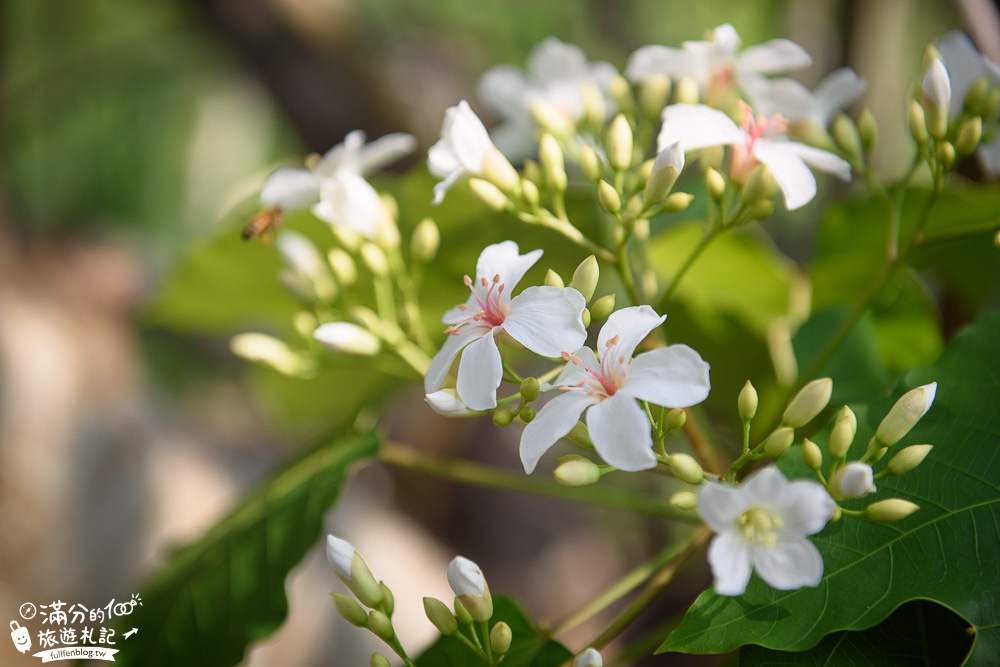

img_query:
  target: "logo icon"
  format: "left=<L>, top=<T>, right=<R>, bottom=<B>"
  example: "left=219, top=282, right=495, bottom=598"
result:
left=10, top=621, right=31, bottom=654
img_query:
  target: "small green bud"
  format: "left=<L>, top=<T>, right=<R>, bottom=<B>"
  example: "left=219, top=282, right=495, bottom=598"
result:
left=666, top=408, right=687, bottom=430
left=294, top=311, right=318, bottom=340
left=231, top=333, right=311, bottom=377
left=856, top=107, right=877, bottom=152
left=493, top=408, right=514, bottom=427
left=740, top=164, right=777, bottom=204
left=360, top=243, right=389, bottom=277
left=368, top=609, right=394, bottom=642
left=531, top=100, right=575, bottom=136
left=922, top=44, right=942, bottom=72
left=749, top=199, right=776, bottom=220
left=936, top=141, right=956, bottom=168
left=607, top=114, right=634, bottom=170
left=516, top=179, right=538, bottom=209
left=570, top=255, right=600, bottom=302
left=669, top=490, right=698, bottom=511
left=876, top=383, right=936, bottom=446
left=350, top=552, right=384, bottom=608
left=789, top=120, right=836, bottom=151
left=379, top=582, right=394, bottom=617
left=738, top=380, right=758, bottom=421
left=590, top=294, right=616, bottom=321
left=597, top=179, right=622, bottom=214
left=802, top=438, right=823, bottom=470
left=423, top=597, right=458, bottom=635
left=410, top=218, right=440, bottom=263
left=636, top=159, right=654, bottom=189
left=865, top=498, right=920, bottom=522
left=522, top=159, right=543, bottom=184
left=831, top=113, right=863, bottom=160
left=520, top=406, right=536, bottom=423
left=370, top=654, right=391, bottom=667
left=782, top=378, right=833, bottom=428
left=581, top=82, right=606, bottom=129
left=454, top=598, right=473, bottom=625
left=762, top=427, right=795, bottom=458
left=579, top=145, right=603, bottom=181
left=327, top=248, right=358, bottom=286
left=544, top=269, right=564, bottom=288
left=705, top=167, right=726, bottom=201
left=517, top=377, right=540, bottom=404
left=469, top=178, right=509, bottom=211
left=540, top=133, right=567, bottom=190
left=482, top=149, right=520, bottom=194
left=954, top=117, right=983, bottom=154
left=872, top=446, right=888, bottom=462
left=674, top=76, right=700, bottom=105
left=554, top=458, right=602, bottom=486
left=985, top=88, right=1000, bottom=119
left=965, top=77, right=990, bottom=114
left=828, top=406, right=857, bottom=459
left=608, top=75, right=635, bottom=116
left=663, top=192, right=694, bottom=212
left=640, top=74, right=672, bottom=119
left=330, top=593, right=368, bottom=627
left=909, top=100, right=929, bottom=144
left=581, top=307, right=592, bottom=328
left=490, top=622, right=513, bottom=655
left=886, top=444, right=933, bottom=476
left=670, top=453, right=704, bottom=485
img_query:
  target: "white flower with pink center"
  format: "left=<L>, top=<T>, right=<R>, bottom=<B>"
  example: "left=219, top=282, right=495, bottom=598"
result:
left=519, top=305, right=710, bottom=474
left=658, top=102, right=852, bottom=210
left=424, top=241, right=587, bottom=411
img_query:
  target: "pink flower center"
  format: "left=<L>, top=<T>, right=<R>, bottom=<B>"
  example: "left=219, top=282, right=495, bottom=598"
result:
left=729, top=101, right=789, bottom=183
left=444, top=274, right=507, bottom=336
left=560, top=335, right=627, bottom=398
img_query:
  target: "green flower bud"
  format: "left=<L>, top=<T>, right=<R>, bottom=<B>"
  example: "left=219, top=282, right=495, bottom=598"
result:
left=635, top=159, right=654, bottom=190
left=360, top=243, right=389, bottom=277
left=520, top=406, right=536, bottom=423
left=518, top=378, right=541, bottom=404
left=922, top=44, right=942, bottom=72
left=871, top=445, right=888, bottom=462
left=865, top=498, right=920, bottom=522
left=544, top=269, right=564, bottom=288
left=482, top=149, right=520, bottom=194
left=580, top=145, right=603, bottom=181
left=597, top=180, right=622, bottom=214
left=663, top=192, right=694, bottom=212
left=705, top=167, right=726, bottom=201
left=294, top=311, right=319, bottom=340
left=490, top=622, right=513, bottom=655
left=370, top=654, right=391, bottom=667
left=540, top=133, right=567, bottom=189
left=230, top=333, right=312, bottom=377
left=581, top=82, right=607, bottom=128
left=789, top=120, right=836, bottom=151
left=493, top=408, right=514, bottom=427
left=521, top=178, right=540, bottom=208
left=674, top=76, right=700, bottom=105
left=607, top=114, right=634, bottom=170
left=423, top=597, right=458, bottom=635
left=985, top=88, right=1000, bottom=119
left=570, top=255, right=600, bottom=302
left=522, top=159, right=542, bottom=184
left=330, top=593, right=368, bottom=627
left=670, top=453, right=704, bottom=485
left=379, top=582, right=394, bottom=617
left=964, top=77, right=990, bottom=114
left=936, top=141, right=956, bottom=168
left=909, top=100, right=929, bottom=144
left=954, top=116, right=983, bottom=154
left=469, top=178, right=509, bottom=211
left=782, top=378, right=833, bottom=428
left=802, top=438, right=823, bottom=470
left=608, top=75, right=635, bottom=116
left=740, top=164, right=777, bottom=204
left=886, top=444, right=933, bottom=476
left=327, top=248, right=358, bottom=286
left=590, top=294, right=616, bottom=321
left=449, top=557, right=493, bottom=623
left=749, top=199, right=776, bottom=220
left=581, top=307, right=592, bottom=328
left=856, top=107, right=877, bottom=152
left=554, top=458, right=602, bottom=486
left=640, top=74, right=672, bottom=119
left=876, top=382, right=936, bottom=446
left=738, top=380, right=758, bottom=421
left=531, top=99, right=575, bottom=136
left=828, top=406, right=857, bottom=459
left=762, top=427, right=795, bottom=458
left=669, top=490, right=698, bottom=511
left=831, top=112, right=863, bottom=160
left=454, top=598, right=473, bottom=625
left=314, top=322, right=381, bottom=356
left=411, top=218, right=440, bottom=262
left=368, top=609, right=394, bottom=642
left=666, top=408, right=687, bottom=430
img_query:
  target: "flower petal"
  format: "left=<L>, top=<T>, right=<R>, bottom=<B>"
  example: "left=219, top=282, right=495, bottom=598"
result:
left=477, top=65, right=529, bottom=118
left=431, top=168, right=463, bottom=205
left=937, top=31, right=988, bottom=116
left=752, top=539, right=825, bottom=590
left=260, top=167, right=320, bottom=210
left=622, top=344, right=711, bottom=407
left=548, top=346, right=601, bottom=390
left=813, top=68, right=867, bottom=125
left=457, top=328, right=503, bottom=410
left=356, top=133, right=418, bottom=174
left=707, top=531, right=753, bottom=596
left=529, top=37, right=590, bottom=81
left=782, top=142, right=853, bottom=181
left=778, top=480, right=837, bottom=537
left=751, top=141, right=816, bottom=210
left=424, top=327, right=482, bottom=394
left=476, top=241, right=543, bottom=294
left=598, top=305, right=665, bottom=361
left=743, top=77, right=818, bottom=125
left=658, top=104, right=744, bottom=153
left=698, top=482, right=749, bottom=533
left=519, top=391, right=597, bottom=474
left=503, top=286, right=587, bottom=357
left=449, top=100, right=494, bottom=172
left=586, top=394, right=656, bottom=471
left=921, top=59, right=952, bottom=115
left=737, top=38, right=812, bottom=76
left=625, top=45, right=699, bottom=82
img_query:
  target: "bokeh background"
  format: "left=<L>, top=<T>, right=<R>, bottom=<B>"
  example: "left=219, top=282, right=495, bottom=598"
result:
left=1, top=1, right=996, bottom=664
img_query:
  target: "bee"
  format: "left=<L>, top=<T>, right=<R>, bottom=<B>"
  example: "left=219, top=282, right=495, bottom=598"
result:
left=242, top=206, right=283, bottom=242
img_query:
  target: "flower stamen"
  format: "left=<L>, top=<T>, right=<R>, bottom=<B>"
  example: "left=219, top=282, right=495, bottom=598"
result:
left=737, top=508, right=784, bottom=548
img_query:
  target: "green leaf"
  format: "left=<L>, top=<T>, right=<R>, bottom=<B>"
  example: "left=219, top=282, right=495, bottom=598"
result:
left=660, top=313, right=1000, bottom=664
left=416, top=596, right=572, bottom=667
left=115, top=432, right=379, bottom=667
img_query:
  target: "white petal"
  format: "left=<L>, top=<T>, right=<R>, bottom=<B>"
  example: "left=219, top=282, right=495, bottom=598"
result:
left=503, top=286, right=587, bottom=357
left=653, top=141, right=685, bottom=172
left=813, top=68, right=867, bottom=125
left=448, top=556, right=486, bottom=598
left=449, top=100, right=494, bottom=173
left=326, top=535, right=357, bottom=581
left=549, top=346, right=601, bottom=390
left=781, top=142, right=853, bottom=181
left=529, top=37, right=590, bottom=80
left=625, top=45, right=699, bottom=82
left=457, top=328, right=503, bottom=410
left=658, top=104, right=744, bottom=153
left=312, top=172, right=383, bottom=238
left=698, top=482, right=749, bottom=533
left=622, top=344, right=711, bottom=407
left=476, top=241, right=542, bottom=294
left=752, top=539, right=825, bottom=590
left=743, top=77, right=818, bottom=124
left=707, top=531, right=753, bottom=596
left=740, top=466, right=791, bottom=507
left=275, top=230, right=324, bottom=276
left=520, top=391, right=597, bottom=474
left=260, top=167, right=320, bottom=210
left=737, top=39, right=812, bottom=76
left=477, top=65, right=530, bottom=118
left=356, top=133, right=418, bottom=174
left=424, top=328, right=482, bottom=394
left=586, top=394, right=656, bottom=471
left=428, top=138, right=462, bottom=179
left=431, top=168, right=463, bottom=205
left=425, top=389, right=474, bottom=417
left=778, top=480, right=838, bottom=537
left=921, top=59, right=952, bottom=114
left=598, top=305, right=665, bottom=361
left=752, top=141, right=816, bottom=210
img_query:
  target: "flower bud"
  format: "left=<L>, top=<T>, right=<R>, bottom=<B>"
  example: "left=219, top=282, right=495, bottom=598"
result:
left=749, top=199, right=775, bottom=220
left=705, top=167, right=726, bottom=201
left=448, top=556, right=493, bottom=623
left=740, top=164, right=777, bottom=204
left=663, top=192, right=694, bottom=212
left=608, top=74, right=635, bottom=115
left=423, top=597, right=458, bottom=635
left=520, top=405, right=536, bottom=423
left=922, top=44, right=942, bottom=72
left=370, top=654, right=391, bottom=667
left=544, top=269, right=564, bottom=288
left=865, top=498, right=920, bottom=522
left=530, top=99, right=575, bottom=136
left=674, top=76, right=700, bottom=105
left=582, top=82, right=606, bottom=129
left=520, top=178, right=540, bottom=208
left=327, top=248, right=358, bottom=286
left=669, top=490, right=698, bottom=511
left=984, top=88, right=1000, bottom=119
left=597, top=180, right=622, bottom=214
left=856, top=107, right=877, bottom=152
left=490, top=622, right=513, bottom=655
left=802, top=438, right=823, bottom=470
left=574, top=647, right=604, bottom=667
left=640, top=74, right=672, bottom=119
left=875, top=382, right=936, bottom=446
left=954, top=116, right=982, bottom=154
left=522, top=159, right=542, bottom=184
left=782, top=378, right=833, bottom=428
left=454, top=597, right=473, bottom=625
left=326, top=535, right=384, bottom=608
left=964, top=77, right=990, bottom=114
left=330, top=593, right=368, bottom=627
left=831, top=113, right=863, bottom=161
left=425, top=389, right=473, bottom=417
left=829, top=461, right=875, bottom=500
left=762, top=427, right=795, bottom=458
left=230, top=333, right=311, bottom=377
left=579, top=145, right=602, bottom=181
left=645, top=141, right=684, bottom=203
left=519, top=377, right=540, bottom=402
left=636, top=159, right=654, bottom=189
left=921, top=59, right=951, bottom=139
left=590, top=294, right=616, bottom=321
left=314, top=322, right=381, bottom=356
left=670, top=453, right=704, bottom=485
left=908, top=100, right=929, bottom=144
left=554, top=458, right=602, bottom=486
left=368, top=609, right=394, bottom=642
left=886, top=444, right=933, bottom=476
left=825, top=405, right=857, bottom=460
left=738, top=380, right=758, bottom=422
left=493, top=408, right=514, bottom=427
left=570, top=255, right=600, bottom=302
left=294, top=311, right=318, bottom=339
left=540, top=134, right=567, bottom=189
left=666, top=408, right=687, bottom=430
left=469, top=178, right=509, bottom=211
left=360, top=243, right=389, bottom=276
left=607, top=114, right=634, bottom=170
left=482, top=148, right=520, bottom=193
left=411, top=218, right=440, bottom=262
left=379, top=582, right=395, bottom=616
left=277, top=231, right=333, bottom=301
left=935, top=141, right=956, bottom=168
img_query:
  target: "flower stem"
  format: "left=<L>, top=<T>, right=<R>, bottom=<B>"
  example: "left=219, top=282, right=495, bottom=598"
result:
left=654, top=226, right=720, bottom=313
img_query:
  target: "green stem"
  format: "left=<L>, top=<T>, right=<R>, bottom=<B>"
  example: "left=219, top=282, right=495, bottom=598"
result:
left=517, top=211, right=618, bottom=265
left=655, top=226, right=720, bottom=313
left=452, top=632, right=489, bottom=662
left=617, top=233, right=642, bottom=306
left=480, top=621, right=494, bottom=664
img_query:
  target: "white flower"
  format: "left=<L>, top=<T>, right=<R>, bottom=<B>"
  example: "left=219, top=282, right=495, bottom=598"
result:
left=829, top=461, right=875, bottom=500
left=626, top=23, right=811, bottom=99
left=425, top=389, right=474, bottom=417
left=699, top=467, right=836, bottom=596
left=477, top=37, right=618, bottom=158
left=921, top=58, right=952, bottom=115
left=658, top=102, right=851, bottom=210
left=428, top=101, right=502, bottom=204
left=311, top=171, right=391, bottom=240
left=744, top=67, right=867, bottom=129
left=425, top=242, right=587, bottom=411
left=447, top=556, right=487, bottom=598
left=573, top=648, right=603, bottom=667
left=313, top=322, right=381, bottom=356
left=276, top=230, right=326, bottom=278
left=326, top=535, right=358, bottom=581
left=519, top=305, right=710, bottom=474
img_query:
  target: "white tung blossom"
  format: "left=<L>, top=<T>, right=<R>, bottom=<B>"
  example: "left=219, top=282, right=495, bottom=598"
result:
left=424, top=241, right=587, bottom=411
left=699, top=467, right=836, bottom=596
left=520, top=305, right=710, bottom=474
left=744, top=67, right=867, bottom=130
left=428, top=100, right=507, bottom=204
left=659, top=102, right=852, bottom=210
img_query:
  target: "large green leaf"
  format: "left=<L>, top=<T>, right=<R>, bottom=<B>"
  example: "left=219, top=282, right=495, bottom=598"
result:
left=659, top=312, right=1000, bottom=664
left=115, top=432, right=379, bottom=667
left=415, top=596, right=572, bottom=667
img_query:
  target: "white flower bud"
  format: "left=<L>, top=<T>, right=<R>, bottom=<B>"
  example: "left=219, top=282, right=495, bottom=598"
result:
left=314, top=323, right=381, bottom=356
left=762, top=427, right=794, bottom=458
left=876, top=382, right=937, bottom=446
left=670, top=453, right=704, bottom=485
left=574, top=647, right=603, bottom=667
left=828, top=406, right=857, bottom=459
left=865, top=499, right=920, bottom=522
left=447, top=556, right=493, bottom=623
left=802, top=438, right=823, bottom=470
left=530, top=99, right=576, bottom=136
left=886, top=444, right=933, bottom=476
left=669, top=490, right=698, bottom=511
left=326, top=535, right=383, bottom=608
left=645, top=141, right=684, bottom=204
left=230, top=333, right=311, bottom=377
left=327, top=248, right=358, bottom=286
left=597, top=180, right=621, bottom=214
left=326, top=535, right=355, bottom=581
left=829, top=461, right=875, bottom=500
left=921, top=59, right=951, bottom=139
left=411, top=217, right=440, bottom=263
left=783, top=378, right=833, bottom=428
left=425, top=389, right=474, bottom=417
left=554, top=458, right=602, bottom=486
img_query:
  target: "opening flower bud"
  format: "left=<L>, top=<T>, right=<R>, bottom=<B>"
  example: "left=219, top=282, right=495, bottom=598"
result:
left=490, top=622, right=513, bottom=655
left=762, top=427, right=794, bottom=458
left=886, top=444, right=933, bottom=476
left=469, top=178, right=509, bottom=211
left=326, top=535, right=383, bottom=608
left=645, top=141, right=685, bottom=204
left=670, top=453, right=704, bottom=485
left=876, top=382, right=937, bottom=446
left=921, top=59, right=951, bottom=139
left=368, top=610, right=394, bottom=642
left=829, top=406, right=857, bottom=459
left=705, top=167, right=726, bottom=201
left=669, top=490, right=698, bottom=511
left=607, top=114, right=634, bottom=170
left=802, top=438, right=823, bottom=470
left=554, top=459, right=602, bottom=486
left=314, top=322, right=381, bottom=356
left=738, top=380, right=758, bottom=422
left=574, top=647, right=604, bottom=667
left=570, top=255, right=600, bottom=302
left=426, top=389, right=474, bottom=417
left=423, top=597, right=458, bottom=635
left=330, top=592, right=368, bottom=627
left=865, top=498, right=920, bottom=522
left=448, top=556, right=493, bottom=623
left=590, top=294, right=616, bottom=321
left=482, top=148, right=520, bottom=193
left=782, top=378, right=833, bottom=428
left=829, top=461, right=875, bottom=500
